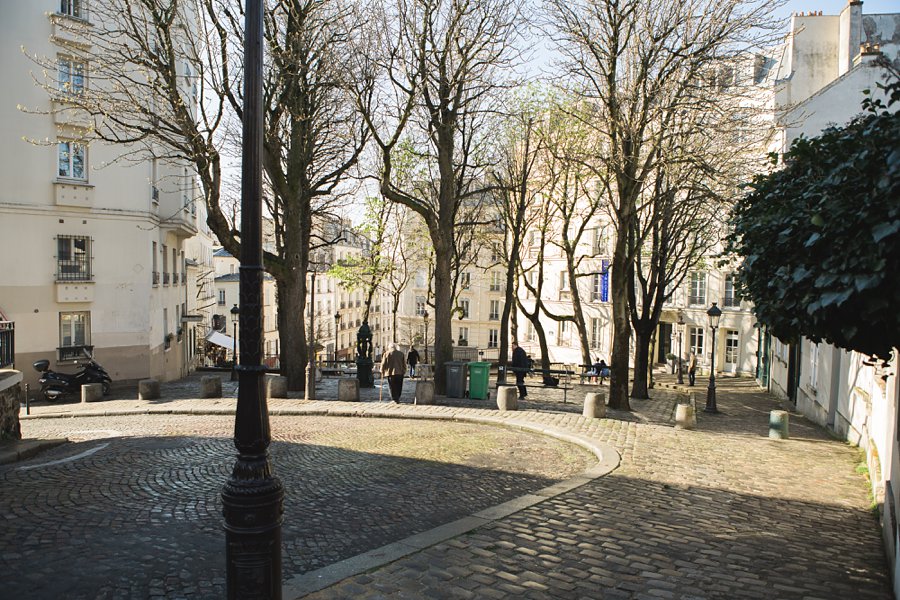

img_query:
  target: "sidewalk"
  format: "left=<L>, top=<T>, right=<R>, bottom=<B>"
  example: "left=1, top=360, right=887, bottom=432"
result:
left=11, top=372, right=892, bottom=599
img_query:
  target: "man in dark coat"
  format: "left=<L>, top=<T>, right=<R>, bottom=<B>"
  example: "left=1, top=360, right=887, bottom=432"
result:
left=511, top=341, right=528, bottom=399
left=407, top=345, right=421, bottom=378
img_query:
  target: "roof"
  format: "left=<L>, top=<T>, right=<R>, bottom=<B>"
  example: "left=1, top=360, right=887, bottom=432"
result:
left=213, top=248, right=234, bottom=257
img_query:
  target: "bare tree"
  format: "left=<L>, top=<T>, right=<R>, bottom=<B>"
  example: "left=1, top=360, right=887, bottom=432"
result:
left=544, top=0, right=782, bottom=409
left=355, top=0, right=524, bottom=394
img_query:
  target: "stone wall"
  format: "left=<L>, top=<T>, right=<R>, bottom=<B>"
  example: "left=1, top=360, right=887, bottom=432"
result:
left=0, top=370, right=22, bottom=441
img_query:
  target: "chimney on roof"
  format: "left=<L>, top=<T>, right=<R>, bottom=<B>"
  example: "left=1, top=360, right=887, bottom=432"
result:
left=839, top=0, right=863, bottom=76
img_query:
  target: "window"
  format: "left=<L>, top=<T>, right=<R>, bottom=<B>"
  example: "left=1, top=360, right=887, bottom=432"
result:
left=459, top=299, right=469, bottom=319
left=172, top=248, right=178, bottom=285
left=460, top=272, right=470, bottom=289
left=591, top=317, right=602, bottom=349
left=490, top=271, right=502, bottom=292
left=458, top=326, right=469, bottom=345
left=60, top=0, right=85, bottom=19
left=415, top=295, right=426, bottom=316
left=162, top=245, right=169, bottom=285
left=591, top=274, right=602, bottom=302
left=489, top=300, right=500, bottom=321
left=526, top=321, right=535, bottom=342
left=724, top=274, right=739, bottom=308
left=59, top=311, right=90, bottom=361
left=592, top=227, right=605, bottom=255
left=218, top=289, right=225, bottom=305
left=559, top=271, right=570, bottom=291
left=690, top=327, right=705, bottom=359
left=58, top=141, right=86, bottom=180
left=689, top=272, right=707, bottom=305
left=56, top=235, right=91, bottom=281
left=58, top=56, right=85, bottom=95
left=488, top=329, right=498, bottom=348
left=152, top=241, right=159, bottom=285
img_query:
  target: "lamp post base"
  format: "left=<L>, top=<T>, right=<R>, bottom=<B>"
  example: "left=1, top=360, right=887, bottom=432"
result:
left=705, top=379, right=718, bottom=413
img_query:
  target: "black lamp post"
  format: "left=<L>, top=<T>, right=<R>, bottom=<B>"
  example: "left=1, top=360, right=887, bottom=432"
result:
left=677, top=312, right=685, bottom=385
left=423, top=310, right=429, bottom=364
left=705, top=302, right=722, bottom=413
left=306, top=266, right=317, bottom=401
left=230, top=303, right=240, bottom=381
left=334, top=312, right=340, bottom=363
left=221, top=1, right=284, bottom=597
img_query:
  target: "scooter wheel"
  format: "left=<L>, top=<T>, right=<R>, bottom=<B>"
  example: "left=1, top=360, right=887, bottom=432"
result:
left=102, top=381, right=111, bottom=396
left=42, top=389, right=63, bottom=402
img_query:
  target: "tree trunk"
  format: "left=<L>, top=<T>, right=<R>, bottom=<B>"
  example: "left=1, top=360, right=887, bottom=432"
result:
left=277, top=270, right=308, bottom=392
left=608, top=236, right=632, bottom=410
left=631, top=327, right=651, bottom=399
left=432, top=235, right=453, bottom=395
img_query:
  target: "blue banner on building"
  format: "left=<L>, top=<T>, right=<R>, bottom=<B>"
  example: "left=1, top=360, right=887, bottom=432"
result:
left=601, top=259, right=609, bottom=302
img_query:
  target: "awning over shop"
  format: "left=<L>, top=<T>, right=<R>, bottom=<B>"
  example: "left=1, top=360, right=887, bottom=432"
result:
left=206, top=330, right=237, bottom=352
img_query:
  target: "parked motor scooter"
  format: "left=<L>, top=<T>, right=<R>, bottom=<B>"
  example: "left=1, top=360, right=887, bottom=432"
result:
left=32, top=350, right=112, bottom=401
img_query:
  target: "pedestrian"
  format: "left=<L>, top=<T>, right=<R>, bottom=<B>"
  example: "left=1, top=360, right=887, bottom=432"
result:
left=688, top=351, right=697, bottom=386
left=381, top=343, right=407, bottom=403
left=511, top=341, right=528, bottom=400
left=596, top=358, right=610, bottom=385
left=406, top=345, right=420, bottom=378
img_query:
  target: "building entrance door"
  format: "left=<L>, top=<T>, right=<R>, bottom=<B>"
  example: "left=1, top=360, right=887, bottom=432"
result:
left=724, top=330, right=739, bottom=374
left=657, top=323, right=672, bottom=363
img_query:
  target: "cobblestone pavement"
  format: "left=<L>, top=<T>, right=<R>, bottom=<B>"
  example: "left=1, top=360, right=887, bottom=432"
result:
left=10, top=373, right=892, bottom=599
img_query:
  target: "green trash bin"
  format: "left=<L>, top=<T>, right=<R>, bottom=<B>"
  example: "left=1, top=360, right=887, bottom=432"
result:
left=468, top=361, right=492, bottom=400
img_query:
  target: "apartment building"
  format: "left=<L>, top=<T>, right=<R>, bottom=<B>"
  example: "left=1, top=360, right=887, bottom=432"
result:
left=0, top=1, right=213, bottom=387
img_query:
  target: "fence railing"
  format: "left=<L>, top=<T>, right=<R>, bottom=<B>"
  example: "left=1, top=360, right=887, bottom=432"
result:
left=0, top=322, right=14, bottom=369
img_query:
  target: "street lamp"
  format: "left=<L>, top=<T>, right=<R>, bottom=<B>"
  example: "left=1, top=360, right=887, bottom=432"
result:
left=334, top=312, right=340, bottom=364
left=221, top=2, right=283, bottom=596
left=705, top=302, right=722, bottom=413
left=677, top=311, right=685, bottom=385
left=306, top=265, right=317, bottom=401
left=423, top=310, right=429, bottom=364
left=230, top=303, right=240, bottom=381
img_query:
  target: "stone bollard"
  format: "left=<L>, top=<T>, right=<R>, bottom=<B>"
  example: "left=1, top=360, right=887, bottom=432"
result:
left=266, top=375, right=288, bottom=399
left=675, top=403, right=695, bottom=430
left=138, top=379, right=160, bottom=401
left=583, top=392, right=606, bottom=419
left=81, top=383, right=103, bottom=403
left=338, top=378, right=360, bottom=402
left=496, top=385, right=518, bottom=411
left=200, top=376, right=222, bottom=399
left=769, top=410, right=790, bottom=439
left=415, top=380, right=434, bottom=405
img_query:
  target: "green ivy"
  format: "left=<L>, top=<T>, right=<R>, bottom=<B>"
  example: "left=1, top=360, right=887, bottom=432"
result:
left=726, top=80, right=900, bottom=361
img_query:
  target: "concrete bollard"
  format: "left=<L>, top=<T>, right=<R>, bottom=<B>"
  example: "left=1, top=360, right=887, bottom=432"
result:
left=81, top=383, right=103, bottom=403
left=769, top=410, right=790, bottom=439
left=415, top=380, right=434, bottom=405
left=583, top=392, right=606, bottom=419
left=138, top=379, right=160, bottom=401
left=496, top=385, right=518, bottom=411
left=338, top=378, right=360, bottom=402
left=200, top=376, right=222, bottom=399
left=266, top=375, right=288, bottom=399
left=675, top=403, right=696, bottom=430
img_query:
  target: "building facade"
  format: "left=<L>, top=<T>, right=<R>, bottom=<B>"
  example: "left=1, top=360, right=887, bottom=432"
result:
left=0, top=1, right=213, bottom=388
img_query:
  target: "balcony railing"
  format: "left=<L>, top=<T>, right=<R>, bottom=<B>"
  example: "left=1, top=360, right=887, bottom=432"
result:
left=689, top=295, right=706, bottom=305
left=163, top=272, right=170, bottom=285
left=0, top=322, right=14, bottom=369
left=152, top=271, right=159, bottom=285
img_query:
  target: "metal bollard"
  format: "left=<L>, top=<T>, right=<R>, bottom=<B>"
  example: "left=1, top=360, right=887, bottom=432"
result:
left=25, top=383, right=30, bottom=415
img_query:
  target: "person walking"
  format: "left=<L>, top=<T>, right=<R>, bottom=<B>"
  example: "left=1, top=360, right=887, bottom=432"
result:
left=511, top=341, right=528, bottom=400
left=381, top=344, right=407, bottom=403
left=688, top=351, right=697, bottom=386
left=406, top=345, right=421, bottom=378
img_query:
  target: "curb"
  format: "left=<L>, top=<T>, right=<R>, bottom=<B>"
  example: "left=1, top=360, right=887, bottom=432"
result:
left=0, top=438, right=68, bottom=465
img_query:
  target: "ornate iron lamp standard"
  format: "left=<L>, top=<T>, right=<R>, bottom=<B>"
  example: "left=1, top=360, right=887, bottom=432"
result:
left=423, top=310, right=429, bottom=364
left=230, top=303, right=240, bottom=382
left=334, top=312, right=340, bottom=363
left=677, top=311, right=685, bottom=385
left=221, top=1, right=284, bottom=597
left=705, top=302, right=722, bottom=413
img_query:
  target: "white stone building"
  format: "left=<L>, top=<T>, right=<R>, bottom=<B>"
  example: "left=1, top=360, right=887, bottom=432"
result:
left=0, top=1, right=213, bottom=388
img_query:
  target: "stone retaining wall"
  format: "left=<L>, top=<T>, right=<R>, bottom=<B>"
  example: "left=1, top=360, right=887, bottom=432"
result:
left=0, top=370, right=23, bottom=441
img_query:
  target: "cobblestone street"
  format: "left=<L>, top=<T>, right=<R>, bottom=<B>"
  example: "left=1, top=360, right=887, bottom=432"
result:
left=3, top=374, right=892, bottom=599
